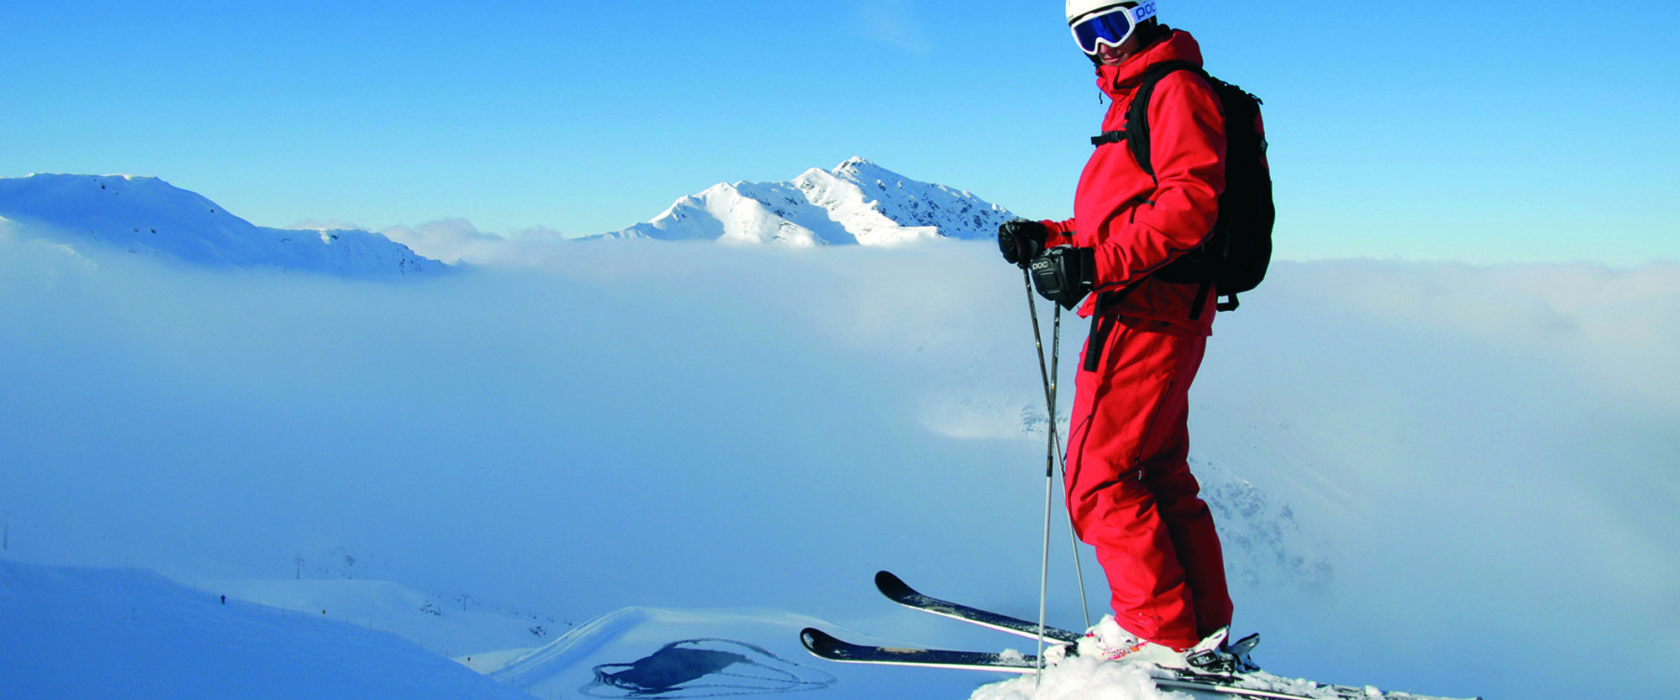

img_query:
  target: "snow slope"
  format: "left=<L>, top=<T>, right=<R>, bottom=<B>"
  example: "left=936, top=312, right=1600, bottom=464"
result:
left=0, top=174, right=441, bottom=277
left=0, top=559, right=1197, bottom=700
left=0, top=560, right=533, bottom=700
left=200, top=577, right=568, bottom=660
left=597, top=157, right=1017, bottom=246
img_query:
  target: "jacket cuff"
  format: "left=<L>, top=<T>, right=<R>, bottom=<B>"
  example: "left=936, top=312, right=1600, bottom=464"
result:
left=1041, top=218, right=1075, bottom=248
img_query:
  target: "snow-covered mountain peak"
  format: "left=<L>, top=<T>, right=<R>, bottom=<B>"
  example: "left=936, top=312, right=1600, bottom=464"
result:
left=0, top=173, right=442, bottom=278
left=824, top=155, right=899, bottom=183
left=599, top=157, right=1016, bottom=247
left=10, top=173, right=225, bottom=220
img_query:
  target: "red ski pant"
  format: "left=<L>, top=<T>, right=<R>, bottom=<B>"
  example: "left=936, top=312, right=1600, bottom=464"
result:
left=1065, top=315, right=1232, bottom=650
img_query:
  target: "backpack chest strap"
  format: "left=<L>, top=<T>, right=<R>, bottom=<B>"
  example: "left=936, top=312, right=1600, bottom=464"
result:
left=1091, top=130, right=1128, bottom=147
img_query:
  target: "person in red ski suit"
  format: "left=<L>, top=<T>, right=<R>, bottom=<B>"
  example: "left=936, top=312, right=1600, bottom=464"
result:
left=999, top=2, right=1233, bottom=656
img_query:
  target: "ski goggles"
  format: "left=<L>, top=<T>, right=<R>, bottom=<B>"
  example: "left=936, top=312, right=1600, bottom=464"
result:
left=1069, top=1, right=1158, bottom=55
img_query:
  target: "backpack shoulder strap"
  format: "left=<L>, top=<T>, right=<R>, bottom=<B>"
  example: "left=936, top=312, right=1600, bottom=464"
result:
left=1122, top=60, right=1207, bottom=181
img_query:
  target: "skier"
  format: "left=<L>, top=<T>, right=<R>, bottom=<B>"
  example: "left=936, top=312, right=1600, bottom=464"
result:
left=998, top=0, right=1244, bottom=670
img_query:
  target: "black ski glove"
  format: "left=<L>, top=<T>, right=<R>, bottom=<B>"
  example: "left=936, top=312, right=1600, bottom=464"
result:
left=997, top=219, right=1049, bottom=267
left=1029, top=247, right=1097, bottom=310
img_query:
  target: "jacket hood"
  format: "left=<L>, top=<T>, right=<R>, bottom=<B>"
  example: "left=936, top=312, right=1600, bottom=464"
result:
left=1095, top=29, right=1205, bottom=98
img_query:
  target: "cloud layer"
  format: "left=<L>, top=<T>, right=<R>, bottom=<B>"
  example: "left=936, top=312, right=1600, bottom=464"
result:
left=1, top=238, right=1675, bottom=698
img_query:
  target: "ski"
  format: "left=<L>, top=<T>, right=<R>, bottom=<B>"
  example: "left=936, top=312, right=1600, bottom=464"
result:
left=873, top=570, right=1082, bottom=644
left=806, top=571, right=1481, bottom=700
left=800, top=627, right=1040, bottom=673
left=806, top=627, right=1330, bottom=698
left=801, top=627, right=1443, bottom=700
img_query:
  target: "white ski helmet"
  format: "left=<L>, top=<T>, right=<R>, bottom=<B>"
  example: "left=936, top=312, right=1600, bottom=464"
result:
left=1066, top=1, right=1159, bottom=55
left=1066, top=0, right=1154, bottom=25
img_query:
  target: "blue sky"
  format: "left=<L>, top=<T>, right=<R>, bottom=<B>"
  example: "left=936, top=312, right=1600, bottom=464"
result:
left=4, top=0, right=1677, bottom=264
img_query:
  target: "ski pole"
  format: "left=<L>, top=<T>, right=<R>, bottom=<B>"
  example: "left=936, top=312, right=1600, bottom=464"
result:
left=1048, top=302, right=1093, bottom=633
left=1021, top=266, right=1094, bottom=677
left=1021, top=266, right=1055, bottom=677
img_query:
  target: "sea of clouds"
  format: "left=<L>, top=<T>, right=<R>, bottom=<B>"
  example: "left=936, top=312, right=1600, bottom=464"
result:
left=1, top=228, right=1675, bottom=698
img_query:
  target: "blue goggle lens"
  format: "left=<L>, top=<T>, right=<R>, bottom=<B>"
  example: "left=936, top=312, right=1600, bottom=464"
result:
left=1072, top=13, right=1136, bottom=54
left=1069, top=2, right=1156, bottom=55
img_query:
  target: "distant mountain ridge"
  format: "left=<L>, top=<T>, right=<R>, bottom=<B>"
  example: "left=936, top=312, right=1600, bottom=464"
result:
left=0, top=174, right=441, bottom=277
left=0, top=160, right=1020, bottom=274
left=597, top=157, right=1017, bottom=246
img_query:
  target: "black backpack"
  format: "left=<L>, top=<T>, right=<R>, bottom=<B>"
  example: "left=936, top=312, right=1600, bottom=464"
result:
left=1091, top=60, right=1274, bottom=320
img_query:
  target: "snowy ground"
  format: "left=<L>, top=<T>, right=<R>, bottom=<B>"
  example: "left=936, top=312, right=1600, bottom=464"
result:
left=2, top=232, right=1676, bottom=699
left=0, top=560, right=533, bottom=700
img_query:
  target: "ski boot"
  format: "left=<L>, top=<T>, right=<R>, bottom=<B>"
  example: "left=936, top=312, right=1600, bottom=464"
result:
left=1185, top=626, right=1262, bottom=674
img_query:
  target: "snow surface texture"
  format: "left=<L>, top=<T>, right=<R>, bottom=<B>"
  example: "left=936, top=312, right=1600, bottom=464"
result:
left=3, top=171, right=1678, bottom=700
left=0, top=560, right=533, bottom=700
left=593, top=157, right=1017, bottom=246
left=972, top=657, right=1185, bottom=700
left=0, top=174, right=441, bottom=277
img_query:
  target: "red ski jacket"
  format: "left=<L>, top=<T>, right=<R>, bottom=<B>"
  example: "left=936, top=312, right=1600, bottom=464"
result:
left=1043, top=30, right=1226, bottom=336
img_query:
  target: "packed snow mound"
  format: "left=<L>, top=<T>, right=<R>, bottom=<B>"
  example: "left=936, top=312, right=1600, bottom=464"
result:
left=971, top=656, right=1182, bottom=700
left=0, top=173, right=442, bottom=277
left=598, top=157, right=1017, bottom=246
